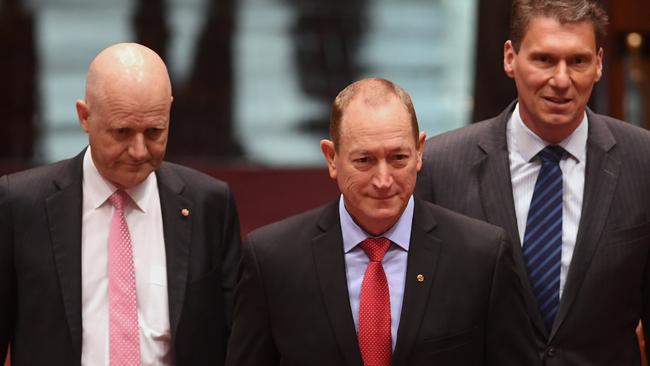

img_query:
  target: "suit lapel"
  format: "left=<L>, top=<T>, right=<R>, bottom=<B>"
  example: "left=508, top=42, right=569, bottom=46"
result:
left=392, top=200, right=441, bottom=366
left=156, top=164, right=193, bottom=341
left=46, top=152, right=85, bottom=360
left=476, top=105, right=547, bottom=335
left=311, top=202, right=364, bottom=366
left=550, top=112, right=619, bottom=339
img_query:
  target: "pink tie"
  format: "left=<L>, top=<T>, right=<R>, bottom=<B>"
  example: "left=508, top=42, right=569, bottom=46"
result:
left=108, top=190, right=140, bottom=365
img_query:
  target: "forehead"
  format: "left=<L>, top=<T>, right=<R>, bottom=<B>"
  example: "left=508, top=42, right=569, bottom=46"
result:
left=96, top=87, right=170, bottom=125
left=521, top=17, right=597, bottom=50
left=339, top=97, right=414, bottom=149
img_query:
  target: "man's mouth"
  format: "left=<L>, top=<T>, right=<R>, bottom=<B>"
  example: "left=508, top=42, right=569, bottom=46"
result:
left=543, top=96, right=572, bottom=105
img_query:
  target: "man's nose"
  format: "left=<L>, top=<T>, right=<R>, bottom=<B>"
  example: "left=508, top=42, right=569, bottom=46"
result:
left=549, top=62, right=571, bottom=89
left=128, top=133, right=149, bottom=161
left=373, top=161, right=394, bottom=189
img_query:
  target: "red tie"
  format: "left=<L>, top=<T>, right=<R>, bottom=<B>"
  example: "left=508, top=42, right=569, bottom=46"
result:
left=358, top=237, right=392, bottom=366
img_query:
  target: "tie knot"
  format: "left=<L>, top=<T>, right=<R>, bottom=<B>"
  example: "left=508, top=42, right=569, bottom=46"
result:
left=360, top=237, right=391, bottom=262
left=108, top=190, right=130, bottom=211
left=538, top=145, right=565, bottom=164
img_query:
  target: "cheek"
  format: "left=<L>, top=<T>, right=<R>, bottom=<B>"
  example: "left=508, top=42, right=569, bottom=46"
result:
left=149, top=144, right=166, bottom=161
left=100, top=147, right=126, bottom=167
left=339, top=171, right=367, bottom=196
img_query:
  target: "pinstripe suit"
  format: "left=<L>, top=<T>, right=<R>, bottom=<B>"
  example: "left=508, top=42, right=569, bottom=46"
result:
left=416, top=101, right=650, bottom=365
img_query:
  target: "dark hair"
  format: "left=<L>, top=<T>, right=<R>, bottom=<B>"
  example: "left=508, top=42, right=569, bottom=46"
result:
left=510, top=0, right=609, bottom=52
left=329, top=77, right=419, bottom=150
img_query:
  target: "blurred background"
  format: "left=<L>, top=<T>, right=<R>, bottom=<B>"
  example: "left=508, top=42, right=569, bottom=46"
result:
left=0, top=0, right=648, bottom=235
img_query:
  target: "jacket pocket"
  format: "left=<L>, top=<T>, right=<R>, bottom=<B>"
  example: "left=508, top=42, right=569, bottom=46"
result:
left=602, top=221, right=650, bottom=248
left=416, top=326, right=479, bottom=355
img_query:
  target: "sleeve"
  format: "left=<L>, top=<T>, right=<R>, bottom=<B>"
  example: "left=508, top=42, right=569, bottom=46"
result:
left=0, top=175, right=15, bottom=364
left=414, top=145, right=434, bottom=203
left=641, top=247, right=650, bottom=364
left=224, top=236, right=279, bottom=366
left=485, top=230, right=540, bottom=365
left=220, top=186, right=243, bottom=332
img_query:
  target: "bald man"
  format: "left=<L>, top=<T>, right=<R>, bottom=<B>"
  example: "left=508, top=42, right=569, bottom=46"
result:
left=0, top=43, right=241, bottom=365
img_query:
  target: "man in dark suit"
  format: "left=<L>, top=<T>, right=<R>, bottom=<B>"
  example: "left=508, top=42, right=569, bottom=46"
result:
left=225, top=77, right=537, bottom=365
left=0, top=43, right=241, bottom=365
left=416, top=0, right=650, bottom=364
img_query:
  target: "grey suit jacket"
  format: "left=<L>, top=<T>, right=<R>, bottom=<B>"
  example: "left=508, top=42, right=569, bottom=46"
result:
left=416, top=101, right=650, bottom=365
left=0, top=150, right=242, bottom=365
left=225, top=198, right=538, bottom=365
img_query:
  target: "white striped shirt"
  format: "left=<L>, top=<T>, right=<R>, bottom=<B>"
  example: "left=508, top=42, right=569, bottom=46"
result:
left=507, top=103, right=587, bottom=298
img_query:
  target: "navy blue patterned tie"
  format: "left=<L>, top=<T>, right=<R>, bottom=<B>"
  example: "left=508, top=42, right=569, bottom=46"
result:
left=523, top=145, right=564, bottom=333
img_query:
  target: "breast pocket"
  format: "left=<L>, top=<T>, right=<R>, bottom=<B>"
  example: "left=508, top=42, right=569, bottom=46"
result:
left=417, top=326, right=478, bottom=354
left=602, top=221, right=650, bottom=248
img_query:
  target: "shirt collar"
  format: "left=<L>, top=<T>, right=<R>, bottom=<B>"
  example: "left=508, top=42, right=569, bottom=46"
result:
left=82, top=147, right=157, bottom=212
left=339, top=194, right=413, bottom=253
left=509, top=102, right=588, bottom=163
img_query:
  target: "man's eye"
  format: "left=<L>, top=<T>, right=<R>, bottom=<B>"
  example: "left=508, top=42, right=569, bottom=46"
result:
left=573, top=57, right=586, bottom=65
left=146, top=128, right=162, bottom=136
left=355, top=157, right=370, bottom=164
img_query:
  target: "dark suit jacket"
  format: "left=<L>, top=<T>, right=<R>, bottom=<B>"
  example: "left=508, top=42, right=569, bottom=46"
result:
left=416, top=101, right=650, bottom=365
left=0, top=150, right=241, bottom=365
left=225, top=198, right=537, bottom=365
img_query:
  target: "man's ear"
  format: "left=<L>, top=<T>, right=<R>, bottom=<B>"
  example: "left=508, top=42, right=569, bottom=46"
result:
left=503, top=40, right=516, bottom=79
left=320, top=139, right=338, bottom=180
left=416, top=131, right=426, bottom=171
left=76, top=99, right=90, bottom=133
left=595, top=47, right=604, bottom=82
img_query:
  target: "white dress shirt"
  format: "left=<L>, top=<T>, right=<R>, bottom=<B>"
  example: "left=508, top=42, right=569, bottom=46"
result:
left=340, top=195, right=413, bottom=350
left=507, top=103, right=587, bottom=298
left=81, top=147, right=172, bottom=365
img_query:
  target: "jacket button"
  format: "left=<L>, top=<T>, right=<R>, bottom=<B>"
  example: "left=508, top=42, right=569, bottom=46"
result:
left=547, top=346, right=556, bottom=357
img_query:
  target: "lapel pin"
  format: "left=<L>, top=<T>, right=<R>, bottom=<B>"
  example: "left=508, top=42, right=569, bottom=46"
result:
left=181, top=208, right=190, bottom=217
left=417, top=274, right=425, bottom=283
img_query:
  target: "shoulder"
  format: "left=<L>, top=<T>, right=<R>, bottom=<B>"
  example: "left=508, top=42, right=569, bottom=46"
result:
left=158, top=161, right=228, bottom=191
left=416, top=199, right=508, bottom=255
left=246, top=202, right=337, bottom=253
left=426, top=200, right=504, bottom=236
left=249, top=203, right=334, bottom=242
left=590, top=111, right=650, bottom=142
left=158, top=161, right=231, bottom=196
left=1, top=155, right=80, bottom=201
left=426, top=102, right=515, bottom=152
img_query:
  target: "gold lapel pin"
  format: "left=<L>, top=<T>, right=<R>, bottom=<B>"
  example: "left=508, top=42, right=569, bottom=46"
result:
left=181, top=208, right=190, bottom=217
left=417, top=274, right=425, bottom=283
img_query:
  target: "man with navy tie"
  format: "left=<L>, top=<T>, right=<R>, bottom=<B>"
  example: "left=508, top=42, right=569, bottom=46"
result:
left=416, top=0, right=650, bottom=364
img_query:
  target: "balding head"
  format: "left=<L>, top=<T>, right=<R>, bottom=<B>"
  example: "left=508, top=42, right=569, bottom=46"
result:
left=320, top=78, right=426, bottom=235
left=329, top=77, right=419, bottom=151
left=85, top=43, right=172, bottom=110
left=76, top=43, right=173, bottom=189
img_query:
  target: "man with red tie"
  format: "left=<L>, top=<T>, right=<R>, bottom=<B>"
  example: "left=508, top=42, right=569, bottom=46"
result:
left=225, top=77, right=537, bottom=365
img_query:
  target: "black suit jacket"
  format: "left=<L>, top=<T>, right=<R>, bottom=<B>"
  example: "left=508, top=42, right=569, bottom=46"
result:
left=416, top=101, right=650, bottom=365
left=0, top=150, right=241, bottom=365
left=225, top=198, right=537, bottom=365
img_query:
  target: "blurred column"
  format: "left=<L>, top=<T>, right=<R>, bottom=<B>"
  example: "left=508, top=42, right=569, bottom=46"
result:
left=0, top=0, right=37, bottom=161
left=133, top=0, right=169, bottom=60
left=288, top=0, right=367, bottom=134
left=167, top=0, right=242, bottom=159
left=606, top=0, right=650, bottom=125
left=471, top=0, right=516, bottom=122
